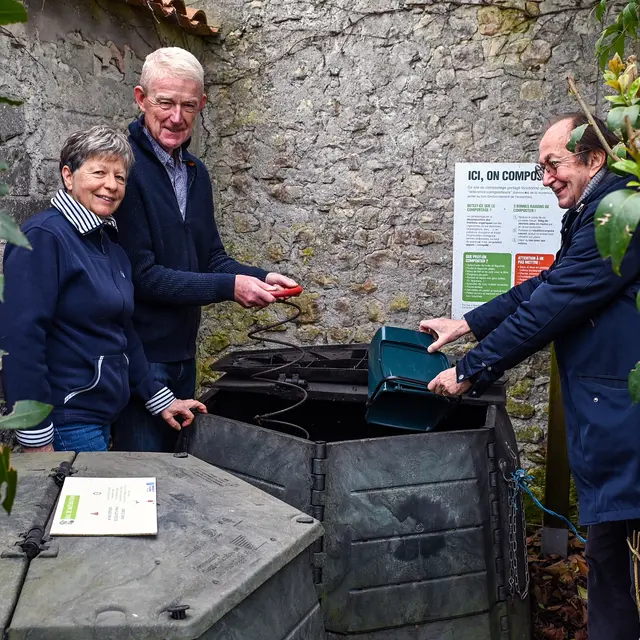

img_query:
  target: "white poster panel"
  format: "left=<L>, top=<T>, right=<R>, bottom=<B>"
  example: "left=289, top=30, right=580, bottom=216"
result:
left=452, top=163, right=563, bottom=319
left=50, top=476, right=158, bottom=536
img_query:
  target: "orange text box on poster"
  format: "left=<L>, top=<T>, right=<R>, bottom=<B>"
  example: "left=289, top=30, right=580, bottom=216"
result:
left=515, top=253, right=555, bottom=285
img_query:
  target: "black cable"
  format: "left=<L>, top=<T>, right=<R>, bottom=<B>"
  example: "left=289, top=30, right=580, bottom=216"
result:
left=247, top=300, right=310, bottom=439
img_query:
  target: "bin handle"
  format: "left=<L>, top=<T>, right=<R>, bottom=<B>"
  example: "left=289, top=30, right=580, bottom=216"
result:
left=367, top=374, right=448, bottom=406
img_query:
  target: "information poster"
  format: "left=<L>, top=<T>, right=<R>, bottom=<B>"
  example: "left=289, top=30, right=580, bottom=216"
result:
left=50, top=477, right=158, bottom=536
left=452, top=163, right=563, bottom=319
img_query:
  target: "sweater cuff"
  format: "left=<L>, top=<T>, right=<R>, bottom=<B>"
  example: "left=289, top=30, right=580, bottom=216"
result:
left=145, top=386, right=176, bottom=415
left=217, top=273, right=236, bottom=302
left=16, top=422, right=54, bottom=448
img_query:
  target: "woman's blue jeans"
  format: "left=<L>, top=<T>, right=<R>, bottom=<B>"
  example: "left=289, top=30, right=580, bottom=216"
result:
left=53, top=423, right=110, bottom=452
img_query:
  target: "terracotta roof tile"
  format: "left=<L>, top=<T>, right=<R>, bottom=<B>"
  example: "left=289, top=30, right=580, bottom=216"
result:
left=113, top=0, right=220, bottom=37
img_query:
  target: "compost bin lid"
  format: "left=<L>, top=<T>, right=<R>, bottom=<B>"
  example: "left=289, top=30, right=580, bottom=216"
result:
left=8, top=452, right=322, bottom=640
left=0, top=453, right=74, bottom=632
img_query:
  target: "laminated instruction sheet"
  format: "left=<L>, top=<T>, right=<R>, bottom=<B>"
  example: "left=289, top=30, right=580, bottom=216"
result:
left=452, top=162, right=563, bottom=319
left=50, top=476, right=158, bottom=536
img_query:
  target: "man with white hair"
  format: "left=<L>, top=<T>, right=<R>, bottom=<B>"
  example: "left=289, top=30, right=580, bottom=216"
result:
left=111, top=47, right=297, bottom=452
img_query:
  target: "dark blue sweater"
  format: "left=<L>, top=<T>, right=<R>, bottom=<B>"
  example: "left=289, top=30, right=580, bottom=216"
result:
left=114, top=118, right=268, bottom=362
left=0, top=208, right=165, bottom=437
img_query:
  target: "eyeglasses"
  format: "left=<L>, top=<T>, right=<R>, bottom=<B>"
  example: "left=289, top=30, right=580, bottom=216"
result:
left=147, top=96, right=199, bottom=115
left=535, top=151, right=588, bottom=179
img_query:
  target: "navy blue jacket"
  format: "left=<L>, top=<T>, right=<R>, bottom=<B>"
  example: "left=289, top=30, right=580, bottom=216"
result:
left=114, top=118, right=268, bottom=363
left=458, top=172, right=640, bottom=525
left=0, top=208, right=165, bottom=440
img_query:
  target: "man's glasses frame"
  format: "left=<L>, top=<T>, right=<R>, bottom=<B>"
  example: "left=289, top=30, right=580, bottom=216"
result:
left=535, top=150, right=589, bottom=180
left=147, top=95, right=199, bottom=115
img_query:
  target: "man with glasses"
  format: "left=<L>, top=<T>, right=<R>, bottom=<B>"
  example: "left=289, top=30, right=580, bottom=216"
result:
left=420, top=113, right=640, bottom=639
left=111, top=47, right=298, bottom=453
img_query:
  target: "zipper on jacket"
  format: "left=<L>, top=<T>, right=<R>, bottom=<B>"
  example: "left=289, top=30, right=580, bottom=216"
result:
left=63, top=356, right=104, bottom=404
left=99, top=227, right=106, bottom=254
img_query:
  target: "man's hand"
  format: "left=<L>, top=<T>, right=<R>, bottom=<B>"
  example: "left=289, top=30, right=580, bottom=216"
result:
left=161, top=399, right=207, bottom=431
left=265, top=272, right=298, bottom=290
left=23, top=443, right=55, bottom=453
left=428, top=368, right=472, bottom=397
left=419, top=318, right=471, bottom=352
left=234, top=275, right=277, bottom=308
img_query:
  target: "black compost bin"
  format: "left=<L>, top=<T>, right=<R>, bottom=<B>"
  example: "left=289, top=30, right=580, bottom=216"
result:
left=190, top=343, right=530, bottom=640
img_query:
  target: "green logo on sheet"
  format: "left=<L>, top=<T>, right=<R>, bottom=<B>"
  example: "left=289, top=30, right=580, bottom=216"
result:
left=61, top=495, right=79, bottom=520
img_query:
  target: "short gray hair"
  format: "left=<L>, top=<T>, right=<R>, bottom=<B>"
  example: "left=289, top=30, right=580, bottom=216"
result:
left=59, top=126, right=134, bottom=176
left=140, top=47, right=204, bottom=95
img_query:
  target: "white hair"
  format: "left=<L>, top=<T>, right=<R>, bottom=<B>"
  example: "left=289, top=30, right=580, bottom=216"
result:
left=140, top=47, right=204, bottom=94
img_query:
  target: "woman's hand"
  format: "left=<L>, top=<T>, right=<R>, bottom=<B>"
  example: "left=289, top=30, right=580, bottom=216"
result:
left=428, top=368, right=472, bottom=397
left=161, top=399, right=207, bottom=431
left=419, top=318, right=471, bottom=352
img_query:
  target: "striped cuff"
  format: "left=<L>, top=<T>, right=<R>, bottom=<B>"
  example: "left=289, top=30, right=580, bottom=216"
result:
left=16, top=422, right=54, bottom=448
left=145, top=386, right=176, bottom=415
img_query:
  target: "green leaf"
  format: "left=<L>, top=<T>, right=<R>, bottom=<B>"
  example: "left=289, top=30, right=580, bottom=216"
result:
left=0, top=183, right=8, bottom=196
left=608, top=142, right=629, bottom=176
left=599, top=46, right=612, bottom=71
left=613, top=32, right=626, bottom=58
left=0, top=446, right=17, bottom=515
left=566, top=124, right=589, bottom=152
left=0, top=0, right=27, bottom=26
left=611, top=158, right=640, bottom=179
left=605, top=95, right=629, bottom=105
left=0, top=96, right=22, bottom=106
left=0, top=400, right=52, bottom=430
left=596, top=0, right=607, bottom=23
left=607, top=105, right=640, bottom=137
left=623, top=2, right=639, bottom=30
left=594, top=188, right=640, bottom=272
left=0, top=212, right=30, bottom=249
left=630, top=362, right=640, bottom=404
left=628, top=77, right=640, bottom=100
left=0, top=162, right=7, bottom=172
left=577, top=584, right=588, bottom=600
left=637, top=289, right=640, bottom=313
left=0, top=273, right=4, bottom=303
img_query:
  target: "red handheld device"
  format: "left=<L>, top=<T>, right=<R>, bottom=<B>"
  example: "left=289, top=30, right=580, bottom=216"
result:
left=272, top=285, right=303, bottom=299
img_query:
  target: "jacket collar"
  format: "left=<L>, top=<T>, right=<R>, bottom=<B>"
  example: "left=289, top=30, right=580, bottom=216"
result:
left=51, top=189, right=117, bottom=236
left=143, top=126, right=184, bottom=166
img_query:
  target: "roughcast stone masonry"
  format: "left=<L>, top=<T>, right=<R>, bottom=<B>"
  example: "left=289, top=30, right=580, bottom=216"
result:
left=0, top=0, right=607, bottom=452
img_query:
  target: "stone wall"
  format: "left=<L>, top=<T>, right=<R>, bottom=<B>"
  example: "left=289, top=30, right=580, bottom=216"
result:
left=195, top=0, right=604, bottom=451
left=0, top=0, right=204, bottom=227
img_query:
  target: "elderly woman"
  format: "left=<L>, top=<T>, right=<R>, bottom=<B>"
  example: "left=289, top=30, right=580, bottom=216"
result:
left=0, top=125, right=206, bottom=452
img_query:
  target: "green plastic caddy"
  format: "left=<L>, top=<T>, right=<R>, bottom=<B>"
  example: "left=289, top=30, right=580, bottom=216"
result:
left=366, top=325, right=452, bottom=431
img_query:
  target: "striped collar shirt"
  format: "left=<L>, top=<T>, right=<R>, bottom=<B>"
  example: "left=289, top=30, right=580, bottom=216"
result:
left=143, top=126, right=188, bottom=220
left=51, top=189, right=117, bottom=235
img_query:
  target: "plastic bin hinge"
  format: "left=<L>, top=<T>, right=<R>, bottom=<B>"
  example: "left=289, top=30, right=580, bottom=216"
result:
left=13, top=526, right=54, bottom=560
left=50, top=461, right=74, bottom=487
left=500, top=612, right=510, bottom=634
left=311, top=441, right=327, bottom=585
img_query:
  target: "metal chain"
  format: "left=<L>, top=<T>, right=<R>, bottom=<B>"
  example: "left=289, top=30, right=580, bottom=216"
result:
left=502, top=453, right=530, bottom=600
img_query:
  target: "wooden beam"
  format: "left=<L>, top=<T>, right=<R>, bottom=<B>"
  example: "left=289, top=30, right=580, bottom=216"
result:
left=543, top=345, right=571, bottom=528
